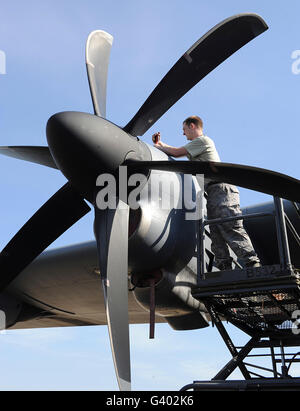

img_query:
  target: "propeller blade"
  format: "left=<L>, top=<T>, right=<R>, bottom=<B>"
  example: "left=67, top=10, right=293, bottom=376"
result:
left=123, top=13, right=268, bottom=137
left=94, top=198, right=131, bottom=391
left=0, top=146, right=58, bottom=169
left=125, top=160, right=300, bottom=203
left=86, top=30, right=113, bottom=118
left=0, top=183, right=90, bottom=291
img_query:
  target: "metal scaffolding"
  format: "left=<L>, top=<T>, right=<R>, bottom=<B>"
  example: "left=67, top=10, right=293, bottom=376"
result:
left=181, top=197, right=300, bottom=391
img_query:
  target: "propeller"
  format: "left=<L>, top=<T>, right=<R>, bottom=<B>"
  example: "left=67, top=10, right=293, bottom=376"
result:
left=94, top=198, right=131, bottom=391
left=86, top=30, right=113, bottom=117
left=0, top=146, right=57, bottom=169
left=123, top=13, right=268, bottom=137
left=0, top=183, right=90, bottom=291
left=0, top=13, right=291, bottom=392
left=125, top=160, right=300, bottom=203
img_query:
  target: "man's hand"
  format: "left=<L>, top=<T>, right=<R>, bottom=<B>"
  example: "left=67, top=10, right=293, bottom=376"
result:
left=152, top=132, right=164, bottom=149
left=152, top=132, right=161, bottom=144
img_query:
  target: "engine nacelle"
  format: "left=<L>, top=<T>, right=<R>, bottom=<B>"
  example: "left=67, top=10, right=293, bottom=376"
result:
left=0, top=293, right=22, bottom=329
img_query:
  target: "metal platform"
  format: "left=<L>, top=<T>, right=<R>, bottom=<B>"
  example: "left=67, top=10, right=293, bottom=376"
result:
left=181, top=197, right=300, bottom=391
left=193, top=264, right=300, bottom=336
left=183, top=269, right=300, bottom=390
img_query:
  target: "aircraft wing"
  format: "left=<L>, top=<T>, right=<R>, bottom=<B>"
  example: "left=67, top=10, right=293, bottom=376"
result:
left=5, top=241, right=166, bottom=330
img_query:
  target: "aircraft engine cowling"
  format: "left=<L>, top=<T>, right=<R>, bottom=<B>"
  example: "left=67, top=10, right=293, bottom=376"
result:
left=0, top=293, right=22, bottom=329
left=242, top=200, right=300, bottom=266
left=128, top=144, right=198, bottom=273
left=131, top=269, right=209, bottom=330
left=127, top=145, right=209, bottom=330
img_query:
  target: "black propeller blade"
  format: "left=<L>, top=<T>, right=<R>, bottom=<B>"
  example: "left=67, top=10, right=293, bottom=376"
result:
left=94, top=198, right=131, bottom=391
left=0, top=146, right=58, bottom=169
left=125, top=160, right=300, bottom=203
left=123, top=13, right=268, bottom=137
left=0, top=183, right=90, bottom=291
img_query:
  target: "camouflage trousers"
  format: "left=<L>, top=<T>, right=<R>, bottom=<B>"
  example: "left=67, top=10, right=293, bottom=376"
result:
left=206, top=183, right=260, bottom=268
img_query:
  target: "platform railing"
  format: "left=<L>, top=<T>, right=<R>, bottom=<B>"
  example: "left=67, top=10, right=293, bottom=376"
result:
left=196, top=197, right=299, bottom=285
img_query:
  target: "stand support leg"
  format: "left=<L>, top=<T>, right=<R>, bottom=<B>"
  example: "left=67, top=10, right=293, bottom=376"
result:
left=206, top=303, right=253, bottom=380
left=212, top=336, right=259, bottom=381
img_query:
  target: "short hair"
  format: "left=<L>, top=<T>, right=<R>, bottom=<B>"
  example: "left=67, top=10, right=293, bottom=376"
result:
left=183, top=115, right=203, bottom=129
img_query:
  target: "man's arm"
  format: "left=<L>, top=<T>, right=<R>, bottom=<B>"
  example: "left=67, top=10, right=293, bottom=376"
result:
left=155, top=141, right=187, bottom=158
left=152, top=133, right=187, bottom=158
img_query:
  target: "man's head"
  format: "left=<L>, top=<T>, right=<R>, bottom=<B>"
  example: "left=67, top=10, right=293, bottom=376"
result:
left=183, top=116, right=203, bottom=140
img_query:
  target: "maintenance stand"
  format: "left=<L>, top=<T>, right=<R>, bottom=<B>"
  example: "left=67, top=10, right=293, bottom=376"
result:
left=181, top=197, right=300, bottom=391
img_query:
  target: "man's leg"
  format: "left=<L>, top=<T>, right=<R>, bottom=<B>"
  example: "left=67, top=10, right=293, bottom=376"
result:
left=207, top=206, right=233, bottom=270
left=206, top=183, right=260, bottom=268
left=208, top=223, right=233, bottom=270
left=217, top=204, right=260, bottom=266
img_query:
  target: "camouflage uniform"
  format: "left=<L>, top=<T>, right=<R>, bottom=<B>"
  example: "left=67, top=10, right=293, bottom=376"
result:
left=206, top=182, right=260, bottom=268
left=184, top=135, right=260, bottom=269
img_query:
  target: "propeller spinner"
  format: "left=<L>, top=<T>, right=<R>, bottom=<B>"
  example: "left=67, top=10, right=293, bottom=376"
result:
left=46, top=111, right=149, bottom=200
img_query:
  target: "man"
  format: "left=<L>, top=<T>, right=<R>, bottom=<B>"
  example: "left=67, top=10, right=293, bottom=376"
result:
left=152, top=115, right=260, bottom=270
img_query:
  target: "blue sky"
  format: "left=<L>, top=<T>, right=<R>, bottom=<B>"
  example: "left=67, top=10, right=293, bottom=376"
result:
left=0, top=0, right=299, bottom=391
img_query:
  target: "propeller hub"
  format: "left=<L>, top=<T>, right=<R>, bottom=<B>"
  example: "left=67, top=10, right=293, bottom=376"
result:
left=46, top=111, right=150, bottom=200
